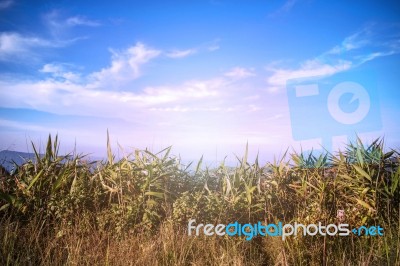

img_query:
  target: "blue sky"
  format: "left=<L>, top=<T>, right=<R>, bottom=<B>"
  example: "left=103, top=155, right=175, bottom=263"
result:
left=0, top=0, right=399, bottom=165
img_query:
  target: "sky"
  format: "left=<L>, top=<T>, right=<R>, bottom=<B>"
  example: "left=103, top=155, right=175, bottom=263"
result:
left=0, top=0, right=399, bottom=166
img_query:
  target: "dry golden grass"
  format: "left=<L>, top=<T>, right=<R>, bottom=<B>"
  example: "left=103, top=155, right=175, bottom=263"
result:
left=0, top=135, right=399, bottom=265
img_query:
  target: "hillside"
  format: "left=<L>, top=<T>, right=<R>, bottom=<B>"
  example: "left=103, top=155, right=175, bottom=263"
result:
left=0, top=150, right=37, bottom=173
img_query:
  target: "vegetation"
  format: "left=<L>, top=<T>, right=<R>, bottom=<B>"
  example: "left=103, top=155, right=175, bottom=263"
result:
left=0, top=134, right=399, bottom=265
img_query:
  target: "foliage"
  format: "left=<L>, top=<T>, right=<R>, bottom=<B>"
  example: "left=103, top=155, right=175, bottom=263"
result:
left=0, top=134, right=399, bottom=265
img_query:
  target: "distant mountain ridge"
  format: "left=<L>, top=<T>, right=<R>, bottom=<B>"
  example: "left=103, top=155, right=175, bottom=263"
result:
left=0, top=150, right=37, bottom=173
left=0, top=150, right=238, bottom=174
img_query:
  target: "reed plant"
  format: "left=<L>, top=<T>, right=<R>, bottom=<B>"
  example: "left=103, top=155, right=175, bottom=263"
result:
left=0, top=134, right=398, bottom=265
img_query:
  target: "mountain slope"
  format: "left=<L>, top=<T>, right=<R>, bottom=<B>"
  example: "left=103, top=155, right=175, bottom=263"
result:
left=0, top=150, right=36, bottom=173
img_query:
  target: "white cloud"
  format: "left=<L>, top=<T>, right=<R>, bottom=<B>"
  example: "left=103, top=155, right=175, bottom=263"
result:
left=206, top=38, right=221, bottom=52
left=224, top=67, right=256, bottom=79
left=0, top=32, right=61, bottom=61
left=40, top=63, right=81, bottom=82
left=326, top=24, right=400, bottom=56
left=266, top=60, right=352, bottom=92
left=327, top=32, right=370, bottom=54
left=89, top=42, right=161, bottom=88
left=0, top=40, right=289, bottom=159
left=166, top=49, right=196, bottom=58
left=146, top=40, right=221, bottom=62
left=269, top=0, right=299, bottom=17
left=356, top=50, right=397, bottom=64
left=244, top=95, right=260, bottom=101
left=1, top=40, right=239, bottom=116
left=0, top=57, right=261, bottom=128
left=149, top=106, right=190, bottom=112
left=140, top=78, right=223, bottom=104
left=41, top=63, right=66, bottom=74
left=279, top=0, right=298, bottom=13
left=43, top=10, right=66, bottom=38
left=0, top=75, right=226, bottom=119
left=0, top=32, right=55, bottom=52
left=43, top=10, right=100, bottom=40
left=66, top=16, right=101, bottom=27
left=166, top=39, right=220, bottom=58
left=0, top=79, right=225, bottom=144
left=266, top=24, right=400, bottom=93
left=208, top=45, right=220, bottom=51
left=0, top=0, right=13, bottom=9
left=0, top=29, right=85, bottom=62
left=149, top=106, right=235, bottom=113
left=265, top=114, right=284, bottom=121
left=247, top=104, right=262, bottom=112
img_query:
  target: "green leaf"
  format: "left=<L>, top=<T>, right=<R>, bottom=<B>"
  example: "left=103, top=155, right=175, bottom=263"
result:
left=242, top=142, right=248, bottom=168
left=195, top=155, right=203, bottom=176
left=339, top=174, right=354, bottom=181
left=106, top=129, right=113, bottom=164
left=27, top=169, right=44, bottom=190
left=315, top=155, right=324, bottom=168
left=52, top=170, right=70, bottom=193
left=306, top=181, right=320, bottom=192
left=361, top=187, right=369, bottom=195
left=353, top=165, right=371, bottom=182
left=161, top=146, right=172, bottom=162
left=145, top=191, right=164, bottom=199
left=391, top=167, right=400, bottom=194
left=356, top=148, right=364, bottom=167
left=383, top=150, right=395, bottom=160
left=31, top=141, right=41, bottom=166
left=361, top=216, right=368, bottom=224
left=224, top=175, right=232, bottom=196
left=356, top=199, right=374, bottom=211
left=46, top=134, right=53, bottom=163
left=0, top=203, right=10, bottom=211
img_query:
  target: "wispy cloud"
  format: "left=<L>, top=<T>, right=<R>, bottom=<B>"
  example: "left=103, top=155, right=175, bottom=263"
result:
left=327, top=32, right=370, bottom=54
left=269, top=0, right=299, bottom=17
left=0, top=0, right=13, bottom=10
left=0, top=32, right=63, bottom=61
left=66, top=16, right=101, bottom=27
left=324, top=23, right=400, bottom=58
left=207, top=38, right=221, bottom=51
left=149, top=106, right=231, bottom=113
left=279, top=0, right=298, bottom=12
left=43, top=10, right=67, bottom=38
left=43, top=10, right=100, bottom=39
left=40, top=63, right=64, bottom=73
left=165, top=39, right=221, bottom=59
left=89, top=42, right=161, bottom=88
left=0, top=75, right=227, bottom=126
left=0, top=10, right=100, bottom=62
left=166, top=48, right=197, bottom=58
left=0, top=37, right=259, bottom=124
left=266, top=24, right=400, bottom=92
left=40, top=63, right=81, bottom=82
left=140, top=78, right=224, bottom=105
left=266, top=60, right=352, bottom=92
left=0, top=31, right=85, bottom=62
left=0, top=32, right=54, bottom=52
left=0, top=35, right=287, bottom=157
left=224, top=67, right=256, bottom=79
left=208, top=45, right=220, bottom=51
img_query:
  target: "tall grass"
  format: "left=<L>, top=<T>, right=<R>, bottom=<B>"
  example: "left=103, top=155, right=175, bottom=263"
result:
left=0, top=134, right=399, bottom=265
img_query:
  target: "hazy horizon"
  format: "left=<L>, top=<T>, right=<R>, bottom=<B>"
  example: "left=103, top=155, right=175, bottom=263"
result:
left=1, top=0, right=399, bottom=165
